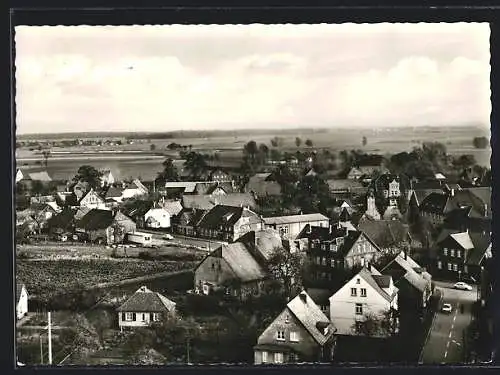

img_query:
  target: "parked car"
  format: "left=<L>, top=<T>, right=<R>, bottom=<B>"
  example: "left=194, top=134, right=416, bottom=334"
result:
left=442, top=303, right=453, bottom=313
left=453, top=282, right=473, bottom=291
left=163, top=234, right=174, bottom=240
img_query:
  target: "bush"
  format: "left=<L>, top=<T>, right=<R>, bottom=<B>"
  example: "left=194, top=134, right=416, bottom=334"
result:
left=473, top=136, right=489, bottom=149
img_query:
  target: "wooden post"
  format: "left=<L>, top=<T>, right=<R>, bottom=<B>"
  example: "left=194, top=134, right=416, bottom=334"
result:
left=47, top=312, right=52, bottom=365
left=40, top=334, right=43, bottom=365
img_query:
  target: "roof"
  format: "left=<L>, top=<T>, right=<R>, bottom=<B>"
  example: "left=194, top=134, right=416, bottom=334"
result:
left=467, top=232, right=492, bottom=266
left=450, top=232, right=475, bottom=250
left=198, top=205, right=258, bottom=229
left=252, top=229, right=283, bottom=261
left=105, top=186, right=124, bottom=199
left=161, top=200, right=183, bottom=216
left=74, top=206, right=92, bottom=221
left=296, top=224, right=348, bottom=241
left=326, top=179, right=364, bottom=191
left=339, top=221, right=357, bottom=232
left=263, top=213, right=329, bottom=225
left=401, top=271, right=429, bottom=293
left=305, top=288, right=332, bottom=307
left=121, top=200, right=154, bottom=218
left=357, top=220, right=410, bottom=249
left=27, top=170, right=52, bottom=182
left=245, top=174, right=282, bottom=196
left=219, top=242, right=267, bottom=282
left=419, top=192, right=448, bottom=214
left=412, top=189, right=446, bottom=205
left=435, top=173, right=446, bottom=180
left=164, top=181, right=198, bottom=193
left=47, top=207, right=77, bottom=230
left=76, top=209, right=114, bottom=230
left=117, top=286, right=176, bottom=312
left=358, top=267, right=397, bottom=303
left=286, top=291, right=334, bottom=346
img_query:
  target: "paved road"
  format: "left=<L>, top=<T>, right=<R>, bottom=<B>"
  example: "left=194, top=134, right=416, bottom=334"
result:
left=420, top=281, right=477, bottom=364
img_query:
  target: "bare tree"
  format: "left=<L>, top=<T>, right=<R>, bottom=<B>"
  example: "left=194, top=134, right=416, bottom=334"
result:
left=266, top=247, right=306, bottom=300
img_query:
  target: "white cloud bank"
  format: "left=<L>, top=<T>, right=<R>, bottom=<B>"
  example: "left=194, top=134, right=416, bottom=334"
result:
left=14, top=23, right=490, bottom=134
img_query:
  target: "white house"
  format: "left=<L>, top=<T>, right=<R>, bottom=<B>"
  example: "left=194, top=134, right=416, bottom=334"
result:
left=79, top=188, right=107, bottom=209
left=144, top=208, right=171, bottom=229
left=122, top=179, right=149, bottom=200
left=16, top=281, right=29, bottom=320
left=329, top=266, right=398, bottom=336
left=263, top=213, right=329, bottom=240
left=117, top=286, right=176, bottom=331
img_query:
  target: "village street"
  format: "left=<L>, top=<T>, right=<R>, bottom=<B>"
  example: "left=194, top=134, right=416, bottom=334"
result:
left=420, top=281, right=477, bottom=364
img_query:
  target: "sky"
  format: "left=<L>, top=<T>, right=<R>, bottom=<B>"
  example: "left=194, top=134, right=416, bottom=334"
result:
left=14, top=23, right=491, bottom=134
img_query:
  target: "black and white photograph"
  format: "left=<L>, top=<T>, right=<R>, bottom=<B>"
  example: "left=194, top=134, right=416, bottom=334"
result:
left=14, top=22, right=493, bottom=366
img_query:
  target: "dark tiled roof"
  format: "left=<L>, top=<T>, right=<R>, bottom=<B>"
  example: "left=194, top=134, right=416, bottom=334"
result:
left=76, top=209, right=114, bottom=230
left=121, top=200, right=154, bottom=218
left=326, top=179, right=363, bottom=191
left=467, top=232, right=492, bottom=266
left=372, top=275, right=391, bottom=289
left=219, top=242, right=267, bottom=282
left=197, top=205, right=245, bottom=229
left=297, top=224, right=348, bottom=241
left=245, top=174, right=282, bottom=196
left=47, top=207, right=77, bottom=231
left=419, top=192, right=448, bottom=214
left=105, top=186, right=124, bottom=199
left=357, top=220, right=410, bottom=249
left=117, top=286, right=176, bottom=312
left=358, top=268, right=397, bottom=303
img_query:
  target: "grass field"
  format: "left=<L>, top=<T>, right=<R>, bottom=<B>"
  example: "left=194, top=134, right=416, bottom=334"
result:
left=16, top=126, right=491, bottom=182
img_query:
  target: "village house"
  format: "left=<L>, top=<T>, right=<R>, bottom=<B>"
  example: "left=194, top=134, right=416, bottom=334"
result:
left=117, top=286, right=176, bottom=331
left=254, top=291, right=337, bottom=364
left=380, top=252, right=432, bottom=315
left=209, top=169, right=232, bottom=183
left=326, top=179, right=367, bottom=200
left=346, top=165, right=389, bottom=182
left=22, top=202, right=62, bottom=233
left=75, top=209, right=136, bottom=244
left=418, top=187, right=490, bottom=229
left=193, top=242, right=268, bottom=299
left=160, top=199, right=184, bottom=218
left=357, top=219, right=412, bottom=250
left=121, top=200, right=155, bottom=228
left=297, top=224, right=383, bottom=289
left=79, top=188, right=107, bottom=209
left=330, top=199, right=356, bottom=224
left=329, top=266, right=399, bottom=337
left=121, top=179, right=149, bottom=200
left=434, top=229, right=491, bottom=281
left=16, top=280, right=29, bottom=320
left=196, top=205, right=264, bottom=242
left=104, top=186, right=125, bottom=204
left=244, top=173, right=282, bottom=198
left=46, top=207, right=78, bottom=239
left=163, top=181, right=233, bottom=198
left=263, top=213, right=329, bottom=241
left=172, top=208, right=208, bottom=237
left=16, top=168, right=53, bottom=184
left=100, top=170, right=115, bottom=187
left=144, top=207, right=171, bottom=229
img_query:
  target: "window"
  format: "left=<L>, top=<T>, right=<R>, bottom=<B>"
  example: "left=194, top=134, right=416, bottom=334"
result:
left=464, top=265, right=468, bottom=273
left=447, top=263, right=452, bottom=271
left=438, top=261, right=442, bottom=269
left=453, top=264, right=458, bottom=271
left=457, top=250, right=462, bottom=258
left=277, top=331, right=285, bottom=341
left=450, top=249, right=455, bottom=257
left=322, top=257, right=327, bottom=266
left=355, top=303, right=363, bottom=315
left=152, top=313, right=160, bottom=322
left=125, top=312, right=134, bottom=321
left=261, top=351, right=268, bottom=363
left=290, top=332, right=299, bottom=342
left=360, top=288, right=367, bottom=297
left=330, top=259, right=335, bottom=268
left=330, top=244, right=337, bottom=252
left=444, top=248, right=448, bottom=256
left=356, top=278, right=360, bottom=284
left=274, top=352, right=284, bottom=364
left=289, top=353, right=299, bottom=363
left=351, top=288, right=357, bottom=297
left=316, top=256, right=321, bottom=265
left=141, top=313, right=146, bottom=322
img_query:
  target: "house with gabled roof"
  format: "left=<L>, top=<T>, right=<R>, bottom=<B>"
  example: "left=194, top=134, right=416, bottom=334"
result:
left=121, top=179, right=149, bottom=200
left=196, top=205, right=264, bottom=242
left=79, top=188, right=106, bottom=209
left=104, top=186, right=125, bottom=203
left=16, top=280, right=29, bottom=320
left=263, top=213, right=329, bottom=241
left=160, top=199, right=183, bottom=218
left=434, top=229, right=491, bottom=281
left=347, top=165, right=388, bottom=182
left=75, top=209, right=136, bottom=244
left=380, top=251, right=432, bottom=313
left=172, top=208, right=208, bottom=237
left=254, top=291, right=337, bottom=364
left=297, top=224, right=384, bottom=289
left=193, top=242, right=269, bottom=299
left=236, top=228, right=284, bottom=264
left=326, top=179, right=367, bottom=199
left=357, top=219, right=412, bottom=250
left=117, top=286, right=176, bottom=331
left=16, top=168, right=52, bottom=184
left=182, top=192, right=257, bottom=211
left=329, top=266, right=398, bottom=336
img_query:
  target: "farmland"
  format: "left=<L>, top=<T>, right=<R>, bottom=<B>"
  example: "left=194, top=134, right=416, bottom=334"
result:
left=16, top=125, right=491, bottom=181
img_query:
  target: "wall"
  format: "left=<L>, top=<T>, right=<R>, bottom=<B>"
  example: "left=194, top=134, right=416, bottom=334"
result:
left=145, top=209, right=171, bottom=229
left=269, top=219, right=329, bottom=240
left=255, top=307, right=319, bottom=364
left=194, top=254, right=236, bottom=293
left=118, top=310, right=175, bottom=328
left=344, top=235, right=381, bottom=269
left=329, top=275, right=392, bottom=336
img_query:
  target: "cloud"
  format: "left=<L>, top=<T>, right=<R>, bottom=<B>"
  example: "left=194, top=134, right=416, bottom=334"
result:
left=14, top=24, right=491, bottom=133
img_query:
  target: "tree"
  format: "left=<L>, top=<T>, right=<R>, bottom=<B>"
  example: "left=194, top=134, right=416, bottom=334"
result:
left=243, top=141, right=259, bottom=165
left=30, top=180, right=44, bottom=196
left=305, top=139, right=313, bottom=147
left=267, top=247, right=306, bottom=301
left=150, top=144, right=156, bottom=151
left=452, top=154, right=477, bottom=172
left=295, top=137, right=302, bottom=147
left=41, top=149, right=51, bottom=167
left=473, top=136, right=489, bottom=149
left=362, top=136, right=367, bottom=147
left=351, top=310, right=398, bottom=337
left=184, top=152, right=207, bottom=179
left=258, top=144, right=269, bottom=165
left=156, top=158, right=180, bottom=185
left=270, top=137, right=279, bottom=147
left=73, top=165, right=103, bottom=190
left=294, top=175, right=331, bottom=214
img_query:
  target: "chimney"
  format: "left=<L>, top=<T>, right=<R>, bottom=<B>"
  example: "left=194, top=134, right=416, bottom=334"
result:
left=299, top=292, right=307, bottom=303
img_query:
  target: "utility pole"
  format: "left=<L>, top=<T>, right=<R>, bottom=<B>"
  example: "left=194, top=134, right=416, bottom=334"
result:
left=40, top=334, right=43, bottom=365
left=47, top=312, right=52, bottom=365
left=186, top=335, right=191, bottom=364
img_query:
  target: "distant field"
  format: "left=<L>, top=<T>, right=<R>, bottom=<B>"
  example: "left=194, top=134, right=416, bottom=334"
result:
left=16, top=126, right=491, bottom=181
